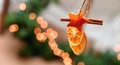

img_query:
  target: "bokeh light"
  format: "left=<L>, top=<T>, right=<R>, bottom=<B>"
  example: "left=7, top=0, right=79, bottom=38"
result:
left=48, top=39, right=56, bottom=45
left=61, top=52, right=70, bottom=59
left=48, top=30, right=58, bottom=40
left=40, top=21, right=48, bottom=29
left=114, top=44, right=120, bottom=53
left=46, top=28, right=53, bottom=35
left=53, top=48, right=62, bottom=56
left=34, top=27, right=41, bottom=35
left=48, top=40, right=58, bottom=50
left=77, top=62, right=85, bottom=65
left=9, top=24, right=19, bottom=32
left=48, top=39, right=73, bottom=65
left=61, top=52, right=72, bottom=65
left=117, top=53, right=120, bottom=61
left=63, top=57, right=72, bottom=65
left=29, top=12, right=36, bottom=20
left=19, top=3, right=26, bottom=11
left=36, top=16, right=44, bottom=24
left=36, top=32, right=47, bottom=42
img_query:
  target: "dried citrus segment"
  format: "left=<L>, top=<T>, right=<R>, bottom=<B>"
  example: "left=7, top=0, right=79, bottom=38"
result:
left=67, top=26, right=87, bottom=55
left=67, top=26, right=83, bottom=46
left=70, top=33, right=87, bottom=55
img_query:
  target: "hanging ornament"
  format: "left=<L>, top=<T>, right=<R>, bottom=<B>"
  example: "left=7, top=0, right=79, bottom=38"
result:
left=61, top=0, right=103, bottom=55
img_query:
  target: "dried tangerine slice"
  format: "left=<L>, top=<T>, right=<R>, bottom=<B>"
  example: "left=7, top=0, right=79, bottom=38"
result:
left=67, top=26, right=83, bottom=46
left=67, top=26, right=87, bottom=55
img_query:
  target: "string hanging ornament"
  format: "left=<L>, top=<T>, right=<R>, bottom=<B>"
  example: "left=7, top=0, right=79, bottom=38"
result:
left=61, top=0, right=103, bottom=55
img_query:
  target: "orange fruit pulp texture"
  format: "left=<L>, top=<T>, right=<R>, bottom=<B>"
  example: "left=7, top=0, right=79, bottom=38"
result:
left=67, top=27, right=87, bottom=55
left=67, top=11, right=88, bottom=55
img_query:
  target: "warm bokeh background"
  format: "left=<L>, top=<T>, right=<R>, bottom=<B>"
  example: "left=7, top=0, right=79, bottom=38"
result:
left=0, top=0, right=120, bottom=65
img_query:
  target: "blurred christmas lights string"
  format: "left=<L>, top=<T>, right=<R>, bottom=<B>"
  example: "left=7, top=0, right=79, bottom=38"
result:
left=8, top=16, right=73, bottom=65
left=35, top=16, right=72, bottom=65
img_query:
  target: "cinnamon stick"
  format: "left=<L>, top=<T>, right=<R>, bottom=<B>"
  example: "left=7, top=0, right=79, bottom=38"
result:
left=61, top=18, right=103, bottom=25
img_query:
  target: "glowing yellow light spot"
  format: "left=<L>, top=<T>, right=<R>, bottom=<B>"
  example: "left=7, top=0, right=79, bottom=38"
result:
left=64, top=62, right=72, bottom=65
left=29, top=12, right=36, bottom=20
left=64, top=57, right=72, bottom=63
left=48, top=40, right=56, bottom=45
left=61, top=52, right=70, bottom=59
left=114, top=44, right=120, bottom=52
left=63, top=57, right=72, bottom=65
left=117, top=53, right=120, bottom=61
left=77, top=62, right=85, bottom=65
left=48, top=40, right=58, bottom=50
left=9, top=24, right=19, bottom=32
left=36, top=32, right=47, bottom=42
left=48, top=31, right=58, bottom=40
left=36, top=16, right=44, bottom=24
left=46, top=28, right=53, bottom=35
left=41, top=21, right=48, bottom=29
left=53, top=49, right=62, bottom=56
left=19, top=3, right=26, bottom=11
left=34, top=27, right=41, bottom=35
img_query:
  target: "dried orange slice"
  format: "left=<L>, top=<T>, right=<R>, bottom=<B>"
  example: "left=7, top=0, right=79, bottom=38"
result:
left=67, top=26, right=87, bottom=55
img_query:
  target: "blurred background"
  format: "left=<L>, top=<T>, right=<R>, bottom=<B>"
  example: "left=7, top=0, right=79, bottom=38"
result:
left=0, top=0, right=120, bottom=65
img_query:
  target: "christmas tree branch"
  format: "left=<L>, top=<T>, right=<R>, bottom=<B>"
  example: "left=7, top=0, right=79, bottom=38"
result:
left=61, top=18, right=103, bottom=25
